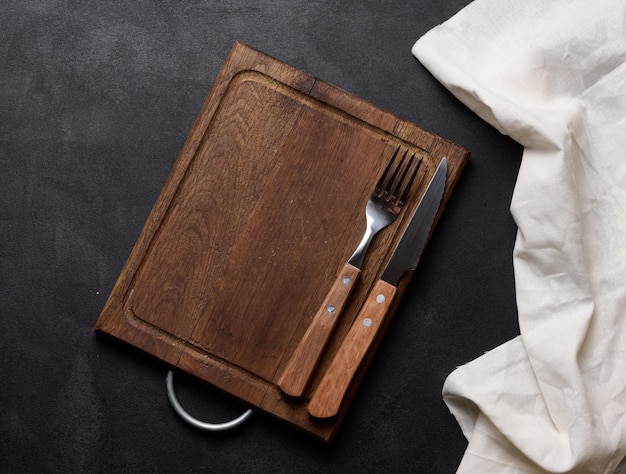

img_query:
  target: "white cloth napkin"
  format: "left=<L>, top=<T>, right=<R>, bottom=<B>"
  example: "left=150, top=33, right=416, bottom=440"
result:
left=413, top=0, right=626, bottom=472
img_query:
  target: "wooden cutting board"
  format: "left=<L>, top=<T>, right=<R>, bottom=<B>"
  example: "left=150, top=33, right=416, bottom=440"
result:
left=95, top=41, right=469, bottom=442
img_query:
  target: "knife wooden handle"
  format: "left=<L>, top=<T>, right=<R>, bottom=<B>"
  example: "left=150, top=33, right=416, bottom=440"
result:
left=307, top=279, right=396, bottom=419
left=277, top=263, right=361, bottom=397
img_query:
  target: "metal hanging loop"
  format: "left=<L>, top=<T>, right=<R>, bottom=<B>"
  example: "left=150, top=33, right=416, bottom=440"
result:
left=166, top=370, right=253, bottom=432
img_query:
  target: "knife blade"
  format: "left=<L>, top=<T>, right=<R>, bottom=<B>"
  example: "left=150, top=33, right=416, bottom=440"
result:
left=307, top=157, right=447, bottom=419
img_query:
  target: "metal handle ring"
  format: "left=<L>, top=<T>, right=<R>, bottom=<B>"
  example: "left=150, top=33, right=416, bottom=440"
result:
left=166, top=370, right=253, bottom=432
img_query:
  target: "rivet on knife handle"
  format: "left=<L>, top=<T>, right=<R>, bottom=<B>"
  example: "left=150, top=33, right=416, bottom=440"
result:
left=307, top=158, right=447, bottom=419
left=307, top=279, right=396, bottom=419
left=277, top=147, right=423, bottom=398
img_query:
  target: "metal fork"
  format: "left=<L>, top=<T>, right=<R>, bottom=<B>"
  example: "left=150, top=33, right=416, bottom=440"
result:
left=348, top=147, right=421, bottom=268
left=277, top=146, right=423, bottom=397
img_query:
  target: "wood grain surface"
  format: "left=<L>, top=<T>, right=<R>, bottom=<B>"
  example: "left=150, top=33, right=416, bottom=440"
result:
left=94, top=41, right=469, bottom=442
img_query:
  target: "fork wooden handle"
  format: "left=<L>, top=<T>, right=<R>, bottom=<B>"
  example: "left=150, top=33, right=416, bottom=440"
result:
left=307, top=279, right=396, bottom=419
left=277, top=263, right=360, bottom=397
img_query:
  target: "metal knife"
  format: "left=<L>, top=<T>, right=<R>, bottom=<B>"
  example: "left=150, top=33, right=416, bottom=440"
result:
left=307, top=157, right=447, bottom=419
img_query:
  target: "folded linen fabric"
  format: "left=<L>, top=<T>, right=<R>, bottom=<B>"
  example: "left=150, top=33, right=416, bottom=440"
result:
left=413, top=0, right=626, bottom=472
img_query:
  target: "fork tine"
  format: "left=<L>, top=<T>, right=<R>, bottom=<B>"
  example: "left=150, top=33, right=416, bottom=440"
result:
left=389, top=154, right=415, bottom=202
left=375, top=146, right=401, bottom=194
left=397, top=155, right=423, bottom=205
left=380, top=149, right=408, bottom=199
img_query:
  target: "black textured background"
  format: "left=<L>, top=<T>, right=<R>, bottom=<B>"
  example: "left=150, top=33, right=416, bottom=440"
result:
left=1, top=1, right=522, bottom=472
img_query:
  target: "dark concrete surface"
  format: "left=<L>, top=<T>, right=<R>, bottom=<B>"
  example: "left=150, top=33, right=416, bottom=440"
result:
left=1, top=1, right=522, bottom=472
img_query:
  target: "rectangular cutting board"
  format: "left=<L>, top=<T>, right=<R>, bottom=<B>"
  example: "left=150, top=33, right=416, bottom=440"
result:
left=95, top=42, right=469, bottom=442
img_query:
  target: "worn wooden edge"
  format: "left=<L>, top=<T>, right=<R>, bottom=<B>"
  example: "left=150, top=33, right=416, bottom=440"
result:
left=93, top=41, right=470, bottom=443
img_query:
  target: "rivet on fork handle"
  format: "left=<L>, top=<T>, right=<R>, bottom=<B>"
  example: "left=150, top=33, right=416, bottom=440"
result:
left=277, top=261, right=360, bottom=397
